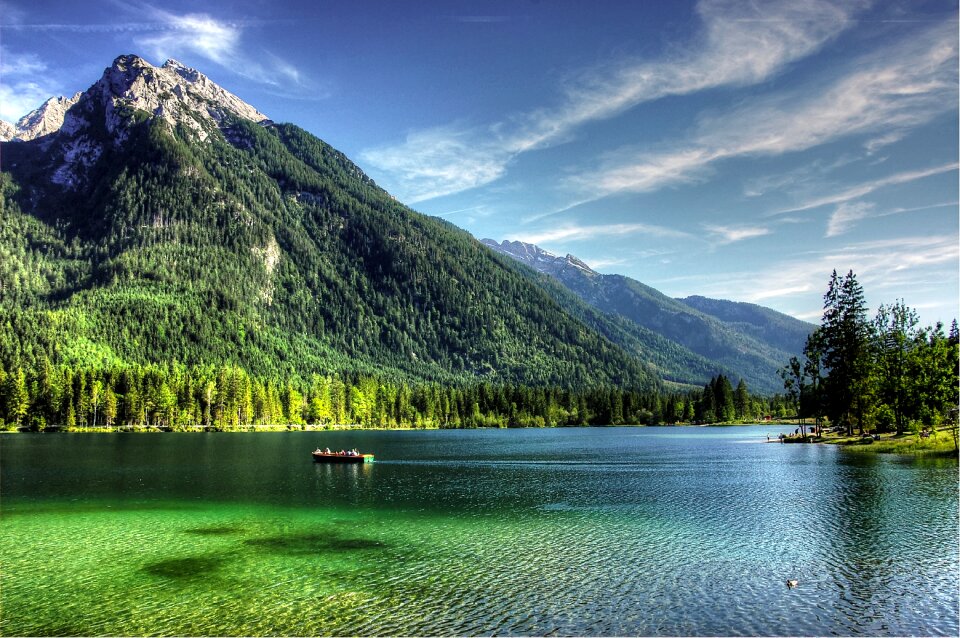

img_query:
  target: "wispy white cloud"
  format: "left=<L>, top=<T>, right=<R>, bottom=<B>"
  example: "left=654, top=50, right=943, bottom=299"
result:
left=138, top=9, right=241, bottom=66
left=704, top=224, right=773, bottom=244
left=826, top=199, right=957, bottom=238
left=363, top=0, right=863, bottom=202
left=573, top=20, right=957, bottom=200
left=0, top=47, right=57, bottom=121
left=133, top=7, right=307, bottom=89
left=3, top=4, right=301, bottom=90
left=664, top=234, right=959, bottom=322
left=508, top=222, right=690, bottom=246
left=0, top=48, right=45, bottom=75
left=360, top=125, right=509, bottom=204
left=138, top=11, right=240, bottom=67
left=742, top=155, right=858, bottom=199
left=775, top=162, right=959, bottom=214
left=585, top=256, right=632, bottom=270
left=826, top=201, right=874, bottom=237
left=864, top=131, right=906, bottom=154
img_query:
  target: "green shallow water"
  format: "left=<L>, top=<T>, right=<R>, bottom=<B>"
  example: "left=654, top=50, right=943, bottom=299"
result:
left=2, top=427, right=957, bottom=636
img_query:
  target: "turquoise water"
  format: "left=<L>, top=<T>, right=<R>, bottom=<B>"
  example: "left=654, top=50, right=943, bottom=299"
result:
left=2, top=427, right=957, bottom=636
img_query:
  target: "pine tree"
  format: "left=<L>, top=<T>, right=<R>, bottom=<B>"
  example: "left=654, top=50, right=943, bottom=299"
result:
left=734, top=379, right=749, bottom=421
left=821, top=270, right=872, bottom=435
left=104, top=386, right=118, bottom=428
left=4, top=367, right=29, bottom=428
left=713, top=375, right=735, bottom=422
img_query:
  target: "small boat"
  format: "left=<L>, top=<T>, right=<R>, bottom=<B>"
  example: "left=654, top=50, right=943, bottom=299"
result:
left=312, top=449, right=374, bottom=463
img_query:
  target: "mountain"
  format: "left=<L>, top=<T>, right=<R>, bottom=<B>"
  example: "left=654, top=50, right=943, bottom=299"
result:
left=481, top=239, right=814, bottom=393
left=1, top=93, right=83, bottom=142
left=677, top=295, right=812, bottom=356
left=1, top=54, right=661, bottom=391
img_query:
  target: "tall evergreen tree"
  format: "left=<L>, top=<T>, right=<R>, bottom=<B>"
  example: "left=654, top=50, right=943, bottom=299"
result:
left=734, top=379, right=749, bottom=421
left=821, top=270, right=872, bottom=435
left=4, top=367, right=29, bottom=428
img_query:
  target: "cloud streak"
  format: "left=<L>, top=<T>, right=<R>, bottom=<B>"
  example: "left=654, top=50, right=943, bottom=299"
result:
left=775, top=162, right=960, bottom=215
left=138, top=11, right=241, bottom=67
left=826, top=202, right=874, bottom=238
left=362, top=0, right=864, bottom=202
left=133, top=7, right=305, bottom=88
left=508, top=222, right=690, bottom=246
left=826, top=199, right=957, bottom=238
left=0, top=48, right=58, bottom=121
left=704, top=224, right=773, bottom=245
left=572, top=20, right=958, bottom=200
left=664, top=234, right=959, bottom=321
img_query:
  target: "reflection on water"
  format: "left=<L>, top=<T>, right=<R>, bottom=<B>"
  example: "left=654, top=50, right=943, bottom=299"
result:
left=1, top=427, right=957, bottom=636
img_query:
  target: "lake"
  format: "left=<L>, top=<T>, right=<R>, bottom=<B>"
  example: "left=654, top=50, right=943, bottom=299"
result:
left=2, top=426, right=957, bottom=636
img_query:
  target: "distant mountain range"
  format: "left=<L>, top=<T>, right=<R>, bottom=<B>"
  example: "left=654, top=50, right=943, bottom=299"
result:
left=0, top=54, right=809, bottom=395
left=482, top=240, right=814, bottom=393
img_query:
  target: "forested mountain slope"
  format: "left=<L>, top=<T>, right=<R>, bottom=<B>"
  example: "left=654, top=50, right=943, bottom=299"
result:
left=0, top=55, right=658, bottom=391
left=482, top=240, right=814, bottom=394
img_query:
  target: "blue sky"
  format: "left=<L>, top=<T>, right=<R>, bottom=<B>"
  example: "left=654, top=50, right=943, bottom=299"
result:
left=2, top=0, right=957, bottom=326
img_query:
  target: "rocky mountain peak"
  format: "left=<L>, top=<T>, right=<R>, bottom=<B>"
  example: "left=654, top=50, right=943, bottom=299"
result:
left=2, top=54, right=269, bottom=145
left=89, top=54, right=269, bottom=140
left=3, top=53, right=272, bottom=189
left=1, top=93, right=83, bottom=142
left=481, top=238, right=599, bottom=278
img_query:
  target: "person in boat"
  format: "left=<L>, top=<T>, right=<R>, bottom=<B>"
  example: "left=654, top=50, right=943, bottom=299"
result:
left=325, top=447, right=331, bottom=454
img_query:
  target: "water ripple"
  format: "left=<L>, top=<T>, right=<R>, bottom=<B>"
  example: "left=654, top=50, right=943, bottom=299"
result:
left=2, top=427, right=956, bottom=636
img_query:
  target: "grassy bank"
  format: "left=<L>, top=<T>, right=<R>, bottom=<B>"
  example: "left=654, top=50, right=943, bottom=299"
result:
left=781, top=426, right=959, bottom=457
left=833, top=430, right=957, bottom=456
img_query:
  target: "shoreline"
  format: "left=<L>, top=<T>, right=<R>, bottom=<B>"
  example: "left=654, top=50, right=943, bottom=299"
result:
left=770, top=426, right=958, bottom=457
left=7, top=423, right=956, bottom=457
left=0, top=421, right=782, bottom=434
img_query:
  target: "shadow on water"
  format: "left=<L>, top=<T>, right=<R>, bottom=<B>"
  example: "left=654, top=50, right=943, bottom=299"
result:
left=143, top=554, right=228, bottom=580
left=244, top=532, right=388, bottom=555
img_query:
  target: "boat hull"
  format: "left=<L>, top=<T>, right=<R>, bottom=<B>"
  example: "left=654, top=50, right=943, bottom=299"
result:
left=312, top=452, right=374, bottom=463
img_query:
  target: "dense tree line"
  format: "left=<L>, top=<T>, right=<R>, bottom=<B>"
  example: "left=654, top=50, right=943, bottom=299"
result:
left=781, top=270, right=959, bottom=436
left=0, top=360, right=785, bottom=431
left=691, top=374, right=770, bottom=423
